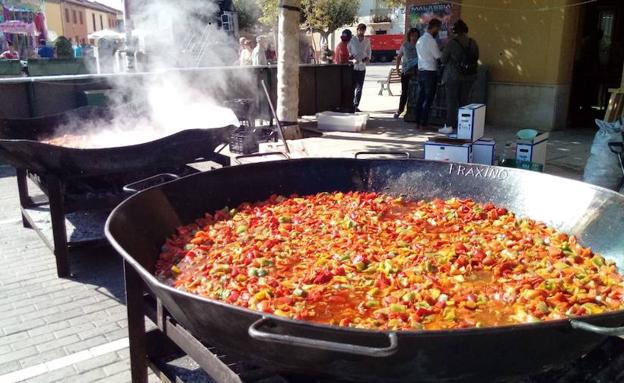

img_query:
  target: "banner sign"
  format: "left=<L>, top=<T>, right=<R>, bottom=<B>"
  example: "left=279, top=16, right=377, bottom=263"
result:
left=409, top=3, right=453, bottom=45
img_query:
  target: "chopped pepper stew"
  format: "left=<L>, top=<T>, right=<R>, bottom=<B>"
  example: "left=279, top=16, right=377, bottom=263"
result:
left=156, top=192, right=624, bottom=330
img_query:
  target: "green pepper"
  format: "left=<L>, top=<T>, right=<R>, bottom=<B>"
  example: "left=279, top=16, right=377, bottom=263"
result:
left=390, top=303, right=406, bottom=313
left=256, top=268, right=269, bottom=277
left=592, top=255, right=605, bottom=267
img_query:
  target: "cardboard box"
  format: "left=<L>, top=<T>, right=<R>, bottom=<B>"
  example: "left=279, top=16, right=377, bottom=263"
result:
left=425, top=138, right=473, bottom=163
left=516, top=132, right=549, bottom=166
left=472, top=137, right=496, bottom=165
left=457, top=104, right=486, bottom=141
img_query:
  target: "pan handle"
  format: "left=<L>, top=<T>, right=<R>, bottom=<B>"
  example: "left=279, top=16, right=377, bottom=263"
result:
left=123, top=173, right=180, bottom=194
left=248, top=317, right=398, bottom=357
left=234, top=151, right=289, bottom=165
left=354, top=151, right=411, bottom=159
left=569, top=319, right=624, bottom=336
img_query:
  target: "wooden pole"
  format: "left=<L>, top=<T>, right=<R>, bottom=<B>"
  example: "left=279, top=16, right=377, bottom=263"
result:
left=276, top=0, right=302, bottom=139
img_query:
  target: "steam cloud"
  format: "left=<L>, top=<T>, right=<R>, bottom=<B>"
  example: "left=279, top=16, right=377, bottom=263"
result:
left=52, top=0, right=249, bottom=148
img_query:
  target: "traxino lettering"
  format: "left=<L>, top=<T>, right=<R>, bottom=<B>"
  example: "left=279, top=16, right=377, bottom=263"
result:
left=448, top=164, right=509, bottom=180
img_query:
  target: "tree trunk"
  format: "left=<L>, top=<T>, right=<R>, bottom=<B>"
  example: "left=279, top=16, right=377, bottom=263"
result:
left=277, top=0, right=302, bottom=140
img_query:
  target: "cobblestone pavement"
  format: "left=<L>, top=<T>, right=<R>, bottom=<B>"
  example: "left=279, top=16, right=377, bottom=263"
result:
left=0, top=166, right=162, bottom=383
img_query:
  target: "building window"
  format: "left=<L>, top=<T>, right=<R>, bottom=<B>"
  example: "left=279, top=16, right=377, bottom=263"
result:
left=79, top=12, right=83, bottom=25
left=65, top=8, right=70, bottom=23
left=100, top=15, right=103, bottom=30
left=92, top=14, right=96, bottom=30
left=72, top=10, right=77, bottom=24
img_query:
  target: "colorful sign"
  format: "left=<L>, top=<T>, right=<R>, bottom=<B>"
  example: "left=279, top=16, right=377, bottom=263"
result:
left=0, top=20, right=36, bottom=34
left=409, top=3, right=453, bottom=45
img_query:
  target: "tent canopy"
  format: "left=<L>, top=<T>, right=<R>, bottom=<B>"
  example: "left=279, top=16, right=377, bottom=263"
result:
left=88, top=29, right=125, bottom=40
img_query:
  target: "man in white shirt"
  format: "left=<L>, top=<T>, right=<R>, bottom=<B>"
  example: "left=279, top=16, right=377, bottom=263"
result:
left=348, top=23, right=372, bottom=112
left=414, top=18, right=442, bottom=129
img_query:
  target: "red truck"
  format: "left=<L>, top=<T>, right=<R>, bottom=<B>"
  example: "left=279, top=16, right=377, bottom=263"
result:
left=368, top=34, right=404, bottom=63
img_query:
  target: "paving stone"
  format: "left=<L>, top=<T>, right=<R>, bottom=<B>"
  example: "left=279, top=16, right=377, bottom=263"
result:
left=28, top=365, right=78, bottom=383
left=11, top=332, right=55, bottom=352
left=28, top=320, right=71, bottom=337
left=0, top=346, right=38, bottom=365
left=0, top=360, right=20, bottom=375
left=2, top=318, right=45, bottom=335
left=0, top=345, right=11, bottom=356
left=43, top=308, right=85, bottom=324
left=98, top=370, right=133, bottom=382
left=64, top=335, right=109, bottom=354
left=103, top=327, right=129, bottom=342
left=75, top=351, right=120, bottom=373
left=102, top=358, right=131, bottom=376
left=78, top=323, right=120, bottom=341
left=61, top=367, right=108, bottom=383
left=0, top=330, right=29, bottom=347
left=36, top=334, right=80, bottom=353
left=54, top=322, right=96, bottom=340
left=20, top=347, right=68, bottom=369
left=19, top=305, right=62, bottom=323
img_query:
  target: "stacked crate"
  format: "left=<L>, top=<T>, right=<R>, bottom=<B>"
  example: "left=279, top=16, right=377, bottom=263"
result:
left=424, top=104, right=496, bottom=165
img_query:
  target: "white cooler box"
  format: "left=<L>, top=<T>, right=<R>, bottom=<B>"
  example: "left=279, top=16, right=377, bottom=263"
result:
left=516, top=132, right=549, bottom=166
left=425, top=138, right=473, bottom=163
left=472, top=138, right=496, bottom=165
left=316, top=111, right=369, bottom=132
left=457, top=104, right=486, bottom=141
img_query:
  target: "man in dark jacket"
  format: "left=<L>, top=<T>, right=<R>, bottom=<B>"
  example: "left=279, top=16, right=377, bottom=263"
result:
left=439, top=20, right=479, bottom=134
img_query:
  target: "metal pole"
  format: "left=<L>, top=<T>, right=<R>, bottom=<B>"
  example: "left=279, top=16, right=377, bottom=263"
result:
left=123, top=0, right=135, bottom=71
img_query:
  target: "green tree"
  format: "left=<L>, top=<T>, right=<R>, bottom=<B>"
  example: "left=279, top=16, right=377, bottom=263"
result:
left=301, top=0, right=360, bottom=41
left=54, top=36, right=73, bottom=59
left=233, top=0, right=262, bottom=32
left=257, top=0, right=360, bottom=37
left=379, top=0, right=406, bottom=8
left=258, top=0, right=279, bottom=28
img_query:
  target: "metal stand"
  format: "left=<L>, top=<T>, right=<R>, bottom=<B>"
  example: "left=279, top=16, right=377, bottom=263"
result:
left=16, top=170, right=73, bottom=277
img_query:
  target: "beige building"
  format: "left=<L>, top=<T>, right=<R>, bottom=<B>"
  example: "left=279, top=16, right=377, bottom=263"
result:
left=44, top=0, right=65, bottom=39
left=43, top=0, right=121, bottom=43
left=85, top=2, right=120, bottom=36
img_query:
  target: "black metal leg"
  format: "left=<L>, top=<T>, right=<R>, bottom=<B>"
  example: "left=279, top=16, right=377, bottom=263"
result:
left=125, top=262, right=149, bottom=383
left=16, top=169, right=32, bottom=228
left=47, top=175, right=70, bottom=278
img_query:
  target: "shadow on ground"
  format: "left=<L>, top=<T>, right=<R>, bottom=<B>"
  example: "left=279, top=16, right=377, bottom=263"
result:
left=70, top=246, right=127, bottom=303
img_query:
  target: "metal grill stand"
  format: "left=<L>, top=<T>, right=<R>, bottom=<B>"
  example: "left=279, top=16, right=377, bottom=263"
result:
left=124, top=263, right=288, bottom=383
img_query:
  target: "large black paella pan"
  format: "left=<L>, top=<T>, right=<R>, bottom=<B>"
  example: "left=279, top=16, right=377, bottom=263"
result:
left=106, top=158, right=624, bottom=382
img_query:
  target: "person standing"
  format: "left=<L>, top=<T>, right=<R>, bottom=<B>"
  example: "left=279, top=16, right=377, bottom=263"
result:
left=439, top=19, right=479, bottom=134
left=334, top=29, right=352, bottom=65
left=414, top=19, right=442, bottom=129
left=37, top=40, right=54, bottom=58
left=239, top=38, right=253, bottom=66
left=252, top=35, right=268, bottom=66
left=348, top=23, right=372, bottom=112
left=394, top=28, right=420, bottom=119
left=0, top=42, right=19, bottom=60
